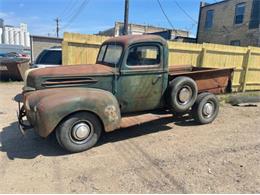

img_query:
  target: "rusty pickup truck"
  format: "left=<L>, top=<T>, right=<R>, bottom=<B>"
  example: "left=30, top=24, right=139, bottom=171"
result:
left=15, top=35, right=233, bottom=153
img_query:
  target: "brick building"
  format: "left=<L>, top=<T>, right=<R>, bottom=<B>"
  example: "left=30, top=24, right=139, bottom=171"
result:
left=197, top=0, right=260, bottom=47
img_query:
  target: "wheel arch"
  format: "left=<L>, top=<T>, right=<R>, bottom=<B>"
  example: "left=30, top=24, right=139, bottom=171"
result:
left=54, top=110, right=106, bottom=136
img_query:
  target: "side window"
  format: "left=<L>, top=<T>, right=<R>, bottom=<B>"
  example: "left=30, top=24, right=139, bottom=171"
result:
left=249, top=0, right=260, bottom=29
left=235, top=3, right=246, bottom=24
left=205, top=10, right=214, bottom=29
left=127, top=45, right=160, bottom=66
left=230, top=40, right=241, bottom=46
left=97, top=45, right=107, bottom=62
left=103, top=45, right=122, bottom=65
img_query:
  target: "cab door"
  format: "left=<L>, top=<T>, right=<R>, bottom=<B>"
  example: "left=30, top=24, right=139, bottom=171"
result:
left=116, top=43, right=166, bottom=113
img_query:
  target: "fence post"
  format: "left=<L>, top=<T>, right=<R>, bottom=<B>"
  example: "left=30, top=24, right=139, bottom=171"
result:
left=62, top=41, right=69, bottom=65
left=199, top=47, right=207, bottom=67
left=241, top=48, right=252, bottom=92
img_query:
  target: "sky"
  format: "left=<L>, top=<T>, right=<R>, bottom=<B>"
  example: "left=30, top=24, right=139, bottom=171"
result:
left=0, top=0, right=219, bottom=38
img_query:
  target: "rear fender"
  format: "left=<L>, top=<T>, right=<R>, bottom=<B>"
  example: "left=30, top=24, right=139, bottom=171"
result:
left=27, top=88, right=121, bottom=137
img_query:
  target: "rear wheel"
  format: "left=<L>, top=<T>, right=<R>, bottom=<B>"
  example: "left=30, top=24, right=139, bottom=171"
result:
left=56, top=112, right=102, bottom=153
left=192, top=93, right=219, bottom=124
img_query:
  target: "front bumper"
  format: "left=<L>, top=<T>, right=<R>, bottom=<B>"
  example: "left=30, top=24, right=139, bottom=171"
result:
left=14, top=93, right=33, bottom=135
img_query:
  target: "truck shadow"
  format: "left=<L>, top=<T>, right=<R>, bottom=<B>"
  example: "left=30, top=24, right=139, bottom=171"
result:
left=0, top=122, right=67, bottom=160
left=0, top=115, right=197, bottom=160
left=98, top=115, right=197, bottom=145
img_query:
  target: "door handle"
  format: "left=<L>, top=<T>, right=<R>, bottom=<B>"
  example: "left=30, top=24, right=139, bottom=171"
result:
left=153, top=74, right=162, bottom=85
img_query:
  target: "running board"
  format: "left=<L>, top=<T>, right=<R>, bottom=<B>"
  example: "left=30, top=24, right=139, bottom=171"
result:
left=120, top=112, right=173, bottom=129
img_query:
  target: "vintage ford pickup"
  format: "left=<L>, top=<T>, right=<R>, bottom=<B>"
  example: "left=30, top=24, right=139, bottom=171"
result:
left=15, top=35, right=234, bottom=152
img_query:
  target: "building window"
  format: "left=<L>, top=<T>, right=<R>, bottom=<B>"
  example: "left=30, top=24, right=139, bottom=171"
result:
left=249, top=0, right=260, bottom=29
left=230, top=40, right=241, bottom=46
left=205, top=10, right=214, bottom=29
left=234, top=3, right=246, bottom=24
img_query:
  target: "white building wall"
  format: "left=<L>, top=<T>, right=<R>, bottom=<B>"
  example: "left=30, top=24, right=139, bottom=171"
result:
left=19, top=30, right=24, bottom=46
left=20, top=23, right=27, bottom=32
left=4, top=27, right=9, bottom=44
left=14, top=29, right=20, bottom=45
left=9, top=28, right=14, bottom=44
left=0, top=28, right=2, bottom=44
left=25, top=32, right=30, bottom=47
left=0, top=20, right=30, bottom=47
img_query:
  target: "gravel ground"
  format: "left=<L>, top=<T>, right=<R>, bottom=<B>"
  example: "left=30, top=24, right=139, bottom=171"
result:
left=0, top=82, right=259, bottom=193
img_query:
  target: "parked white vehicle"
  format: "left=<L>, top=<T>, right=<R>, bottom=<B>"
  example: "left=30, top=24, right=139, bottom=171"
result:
left=31, top=47, right=62, bottom=68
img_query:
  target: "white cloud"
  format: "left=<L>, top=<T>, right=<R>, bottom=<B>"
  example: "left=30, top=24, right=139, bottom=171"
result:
left=0, top=11, right=53, bottom=36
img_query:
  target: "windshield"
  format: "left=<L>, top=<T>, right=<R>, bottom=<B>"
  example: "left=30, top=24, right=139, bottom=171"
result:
left=97, top=44, right=123, bottom=67
left=35, top=50, right=62, bottom=65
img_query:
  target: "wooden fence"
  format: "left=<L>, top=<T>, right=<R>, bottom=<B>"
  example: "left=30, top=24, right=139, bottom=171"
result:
left=62, top=33, right=110, bottom=66
left=62, top=32, right=260, bottom=92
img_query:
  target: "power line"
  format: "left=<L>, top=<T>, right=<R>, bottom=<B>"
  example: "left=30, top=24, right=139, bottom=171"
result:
left=62, top=0, right=90, bottom=29
left=60, top=0, right=83, bottom=22
left=156, top=0, right=175, bottom=29
left=61, top=0, right=90, bottom=30
left=173, top=0, right=198, bottom=24
left=57, top=0, right=76, bottom=19
left=156, top=0, right=192, bottom=37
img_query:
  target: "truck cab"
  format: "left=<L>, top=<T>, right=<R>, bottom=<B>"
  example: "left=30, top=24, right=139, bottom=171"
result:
left=97, top=35, right=168, bottom=113
left=16, top=35, right=228, bottom=153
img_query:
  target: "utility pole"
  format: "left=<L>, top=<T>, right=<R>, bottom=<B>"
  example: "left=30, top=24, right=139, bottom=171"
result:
left=55, top=18, right=60, bottom=38
left=123, top=0, right=129, bottom=35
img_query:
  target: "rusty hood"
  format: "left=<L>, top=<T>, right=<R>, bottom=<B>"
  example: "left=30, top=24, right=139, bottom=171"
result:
left=26, top=64, right=115, bottom=90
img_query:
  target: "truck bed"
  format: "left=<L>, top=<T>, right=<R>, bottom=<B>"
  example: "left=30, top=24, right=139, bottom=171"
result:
left=169, top=65, right=234, bottom=94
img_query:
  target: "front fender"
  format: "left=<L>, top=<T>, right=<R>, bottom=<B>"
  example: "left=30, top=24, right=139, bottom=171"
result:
left=24, top=88, right=121, bottom=137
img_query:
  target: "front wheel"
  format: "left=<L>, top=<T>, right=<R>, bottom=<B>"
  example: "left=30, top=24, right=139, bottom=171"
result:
left=192, top=93, right=219, bottom=124
left=56, top=112, right=102, bottom=153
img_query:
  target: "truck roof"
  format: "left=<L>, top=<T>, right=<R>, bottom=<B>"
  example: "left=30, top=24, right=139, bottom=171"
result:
left=103, top=35, right=168, bottom=47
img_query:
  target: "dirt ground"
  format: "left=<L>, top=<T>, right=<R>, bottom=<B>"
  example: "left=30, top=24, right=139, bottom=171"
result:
left=0, top=82, right=259, bottom=193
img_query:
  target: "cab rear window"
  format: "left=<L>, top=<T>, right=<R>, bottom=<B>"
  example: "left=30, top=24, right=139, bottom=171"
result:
left=127, top=45, right=160, bottom=66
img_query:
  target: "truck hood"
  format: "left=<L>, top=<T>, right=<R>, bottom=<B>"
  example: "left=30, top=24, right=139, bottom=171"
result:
left=26, top=64, right=115, bottom=90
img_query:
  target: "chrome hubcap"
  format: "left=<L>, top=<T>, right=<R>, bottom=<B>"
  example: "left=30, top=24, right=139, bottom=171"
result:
left=179, top=87, right=192, bottom=104
left=72, top=122, right=91, bottom=141
left=203, top=102, right=214, bottom=117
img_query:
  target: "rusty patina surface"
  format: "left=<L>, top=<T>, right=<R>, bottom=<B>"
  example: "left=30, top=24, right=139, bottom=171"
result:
left=28, top=63, right=114, bottom=77
left=17, top=35, right=234, bottom=138
left=169, top=65, right=234, bottom=94
left=26, top=64, right=116, bottom=91
left=0, top=58, right=30, bottom=81
left=23, top=87, right=121, bottom=137
left=103, top=35, right=168, bottom=49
